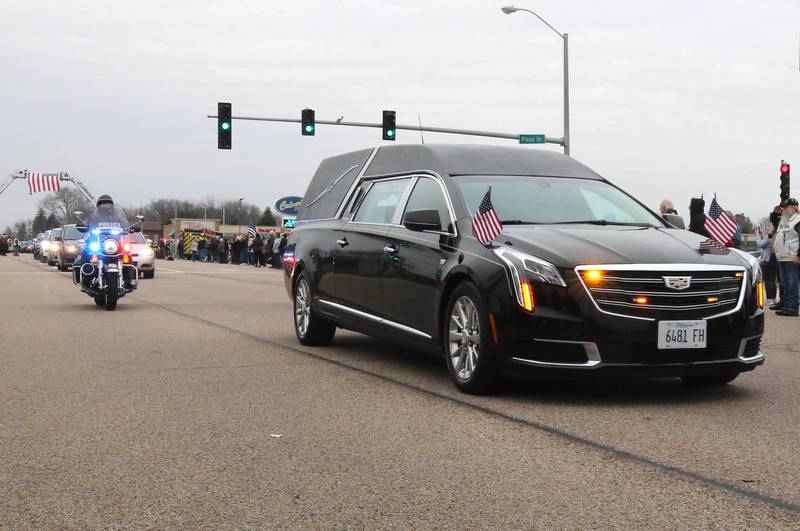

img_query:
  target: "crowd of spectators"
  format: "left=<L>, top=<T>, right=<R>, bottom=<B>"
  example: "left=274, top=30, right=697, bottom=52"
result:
left=162, top=232, right=288, bottom=268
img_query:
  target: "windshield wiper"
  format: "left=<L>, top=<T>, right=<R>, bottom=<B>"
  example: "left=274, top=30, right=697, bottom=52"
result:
left=550, top=219, right=657, bottom=227
left=501, top=220, right=541, bottom=225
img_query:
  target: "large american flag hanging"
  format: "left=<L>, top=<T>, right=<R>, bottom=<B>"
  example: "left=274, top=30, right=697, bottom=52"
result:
left=25, top=171, right=62, bottom=195
left=704, top=197, right=737, bottom=244
left=471, top=187, right=502, bottom=246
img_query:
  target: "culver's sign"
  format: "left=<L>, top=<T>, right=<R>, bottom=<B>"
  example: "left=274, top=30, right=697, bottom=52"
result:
left=275, top=196, right=303, bottom=216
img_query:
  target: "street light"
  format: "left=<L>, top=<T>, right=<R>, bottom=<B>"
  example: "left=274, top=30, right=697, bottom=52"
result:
left=238, top=197, right=244, bottom=235
left=501, top=5, right=570, bottom=156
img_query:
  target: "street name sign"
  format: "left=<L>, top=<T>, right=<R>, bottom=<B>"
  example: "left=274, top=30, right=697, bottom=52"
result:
left=519, top=134, right=545, bottom=144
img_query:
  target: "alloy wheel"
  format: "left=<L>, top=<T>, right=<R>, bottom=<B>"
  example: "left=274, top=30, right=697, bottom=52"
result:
left=448, top=295, right=481, bottom=381
left=295, top=279, right=311, bottom=337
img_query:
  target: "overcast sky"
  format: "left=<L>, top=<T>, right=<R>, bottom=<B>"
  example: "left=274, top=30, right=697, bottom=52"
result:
left=1, top=0, right=798, bottom=229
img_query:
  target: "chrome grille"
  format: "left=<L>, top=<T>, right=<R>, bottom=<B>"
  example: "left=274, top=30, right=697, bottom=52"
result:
left=577, top=266, right=746, bottom=320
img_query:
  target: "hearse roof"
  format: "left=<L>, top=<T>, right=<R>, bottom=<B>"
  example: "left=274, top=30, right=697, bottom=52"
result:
left=297, top=144, right=603, bottom=221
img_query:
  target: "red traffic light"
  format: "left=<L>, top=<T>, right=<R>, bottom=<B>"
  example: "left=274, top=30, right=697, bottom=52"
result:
left=781, top=164, right=790, bottom=173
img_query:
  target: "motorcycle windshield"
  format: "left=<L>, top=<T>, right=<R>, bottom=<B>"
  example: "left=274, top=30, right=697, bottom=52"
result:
left=89, top=204, right=129, bottom=229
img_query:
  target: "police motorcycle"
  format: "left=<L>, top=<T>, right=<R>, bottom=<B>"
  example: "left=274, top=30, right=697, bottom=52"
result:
left=71, top=195, right=142, bottom=311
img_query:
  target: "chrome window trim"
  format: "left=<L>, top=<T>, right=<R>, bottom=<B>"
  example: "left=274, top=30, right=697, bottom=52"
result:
left=318, top=299, right=432, bottom=340
left=512, top=339, right=602, bottom=369
left=333, top=147, right=380, bottom=220
left=397, top=175, right=458, bottom=238
left=574, top=264, right=748, bottom=322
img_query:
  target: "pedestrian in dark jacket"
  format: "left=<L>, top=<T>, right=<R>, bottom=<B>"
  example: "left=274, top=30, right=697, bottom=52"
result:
left=688, top=197, right=710, bottom=238
left=252, top=234, right=265, bottom=267
left=231, top=238, right=240, bottom=265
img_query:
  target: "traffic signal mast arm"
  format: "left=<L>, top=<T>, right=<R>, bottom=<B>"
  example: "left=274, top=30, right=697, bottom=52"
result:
left=206, top=113, right=564, bottom=145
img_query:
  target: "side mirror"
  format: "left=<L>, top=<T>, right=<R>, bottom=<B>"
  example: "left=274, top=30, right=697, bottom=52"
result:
left=136, top=215, right=145, bottom=221
left=663, top=213, right=685, bottom=229
left=403, top=209, right=442, bottom=232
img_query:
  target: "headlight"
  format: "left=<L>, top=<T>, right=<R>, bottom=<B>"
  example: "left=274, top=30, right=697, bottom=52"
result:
left=41, top=241, right=50, bottom=249
left=141, top=247, right=154, bottom=257
left=730, top=248, right=761, bottom=285
left=89, top=241, right=100, bottom=253
left=493, top=247, right=566, bottom=312
left=103, top=239, right=120, bottom=255
left=65, top=245, right=77, bottom=253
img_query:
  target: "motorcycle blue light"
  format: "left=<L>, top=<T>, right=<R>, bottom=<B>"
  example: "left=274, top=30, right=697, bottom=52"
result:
left=89, top=242, right=100, bottom=252
left=91, top=229, right=100, bottom=235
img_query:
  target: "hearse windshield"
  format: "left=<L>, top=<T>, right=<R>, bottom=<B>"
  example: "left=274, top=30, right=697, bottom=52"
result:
left=453, top=175, right=664, bottom=227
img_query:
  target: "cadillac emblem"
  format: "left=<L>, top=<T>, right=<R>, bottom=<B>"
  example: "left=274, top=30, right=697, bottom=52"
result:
left=663, top=276, right=691, bottom=290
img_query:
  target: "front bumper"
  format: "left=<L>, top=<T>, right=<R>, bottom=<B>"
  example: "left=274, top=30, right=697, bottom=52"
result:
left=492, top=281, right=765, bottom=378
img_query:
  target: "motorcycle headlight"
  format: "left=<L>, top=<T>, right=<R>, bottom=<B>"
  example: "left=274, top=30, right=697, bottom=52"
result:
left=493, top=247, right=566, bottom=312
left=103, top=239, right=120, bottom=255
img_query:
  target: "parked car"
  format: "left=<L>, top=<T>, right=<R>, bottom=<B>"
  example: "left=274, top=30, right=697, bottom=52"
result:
left=283, top=145, right=765, bottom=394
left=45, top=227, right=63, bottom=266
left=22, top=240, right=34, bottom=253
left=123, top=231, right=156, bottom=278
left=54, top=224, right=87, bottom=271
left=37, top=230, right=52, bottom=262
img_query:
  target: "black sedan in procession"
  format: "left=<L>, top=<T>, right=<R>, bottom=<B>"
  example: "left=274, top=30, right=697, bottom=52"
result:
left=283, top=145, right=764, bottom=394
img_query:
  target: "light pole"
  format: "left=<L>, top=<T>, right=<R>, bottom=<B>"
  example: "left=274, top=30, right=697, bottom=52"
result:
left=238, top=197, right=244, bottom=235
left=501, top=5, right=570, bottom=156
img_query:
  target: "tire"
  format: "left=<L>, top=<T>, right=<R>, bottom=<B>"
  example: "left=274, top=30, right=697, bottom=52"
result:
left=443, top=282, right=498, bottom=395
left=293, top=273, right=336, bottom=346
left=94, top=295, right=105, bottom=306
left=104, top=273, right=118, bottom=311
left=144, top=270, right=155, bottom=279
left=681, top=373, right=739, bottom=386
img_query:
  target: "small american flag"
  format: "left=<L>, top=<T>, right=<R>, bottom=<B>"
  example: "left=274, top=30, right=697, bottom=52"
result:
left=247, top=224, right=257, bottom=238
left=25, top=171, right=61, bottom=195
left=704, top=198, right=737, bottom=244
left=471, top=187, right=502, bottom=246
left=698, top=238, right=730, bottom=255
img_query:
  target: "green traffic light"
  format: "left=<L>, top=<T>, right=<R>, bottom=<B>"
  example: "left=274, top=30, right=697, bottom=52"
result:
left=387, top=129, right=395, bottom=137
left=305, top=124, right=314, bottom=133
left=221, top=122, right=230, bottom=131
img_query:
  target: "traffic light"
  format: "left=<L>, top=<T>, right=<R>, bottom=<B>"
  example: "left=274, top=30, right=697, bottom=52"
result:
left=218, top=102, right=231, bottom=149
left=780, top=161, right=790, bottom=203
left=301, top=108, right=315, bottom=136
left=382, top=110, right=396, bottom=141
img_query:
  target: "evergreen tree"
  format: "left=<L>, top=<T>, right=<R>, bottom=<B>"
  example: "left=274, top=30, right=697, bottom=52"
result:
left=257, top=206, right=278, bottom=226
left=45, top=213, right=59, bottom=229
left=32, top=208, right=48, bottom=234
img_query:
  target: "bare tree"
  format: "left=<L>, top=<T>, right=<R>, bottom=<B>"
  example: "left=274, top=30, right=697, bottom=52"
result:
left=39, top=187, right=93, bottom=224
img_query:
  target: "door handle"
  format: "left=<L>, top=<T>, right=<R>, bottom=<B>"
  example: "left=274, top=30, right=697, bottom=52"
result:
left=336, top=238, right=348, bottom=248
left=383, top=245, right=397, bottom=255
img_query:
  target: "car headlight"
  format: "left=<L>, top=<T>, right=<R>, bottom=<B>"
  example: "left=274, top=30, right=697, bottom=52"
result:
left=730, top=248, right=760, bottom=285
left=141, top=247, right=154, bottom=257
left=493, top=247, right=566, bottom=312
left=41, top=241, right=50, bottom=249
left=103, top=239, right=120, bottom=255
left=65, top=245, right=77, bottom=253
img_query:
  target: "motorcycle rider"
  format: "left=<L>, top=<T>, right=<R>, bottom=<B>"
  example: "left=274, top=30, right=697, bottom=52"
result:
left=80, top=195, right=135, bottom=288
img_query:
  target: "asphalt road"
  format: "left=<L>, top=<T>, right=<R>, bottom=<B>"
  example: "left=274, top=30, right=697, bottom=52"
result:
left=1, top=254, right=799, bottom=528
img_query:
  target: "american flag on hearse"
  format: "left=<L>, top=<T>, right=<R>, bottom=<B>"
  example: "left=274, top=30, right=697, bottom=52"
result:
left=704, top=197, right=737, bottom=245
left=471, top=187, right=502, bottom=246
left=25, top=171, right=62, bottom=195
left=698, top=238, right=730, bottom=255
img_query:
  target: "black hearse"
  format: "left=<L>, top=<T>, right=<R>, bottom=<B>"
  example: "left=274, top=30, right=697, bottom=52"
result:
left=284, top=145, right=764, bottom=394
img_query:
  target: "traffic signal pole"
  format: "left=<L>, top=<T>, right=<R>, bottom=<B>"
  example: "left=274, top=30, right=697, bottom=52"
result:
left=205, top=113, right=565, bottom=146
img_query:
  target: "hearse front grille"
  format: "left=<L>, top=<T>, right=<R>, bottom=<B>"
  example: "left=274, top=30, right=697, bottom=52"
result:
left=577, top=267, right=746, bottom=320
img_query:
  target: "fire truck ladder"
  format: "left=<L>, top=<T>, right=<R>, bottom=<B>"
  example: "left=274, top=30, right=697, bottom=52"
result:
left=0, top=170, right=95, bottom=202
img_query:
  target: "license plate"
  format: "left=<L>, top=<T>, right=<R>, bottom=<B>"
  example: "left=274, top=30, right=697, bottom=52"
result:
left=657, top=320, right=707, bottom=349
